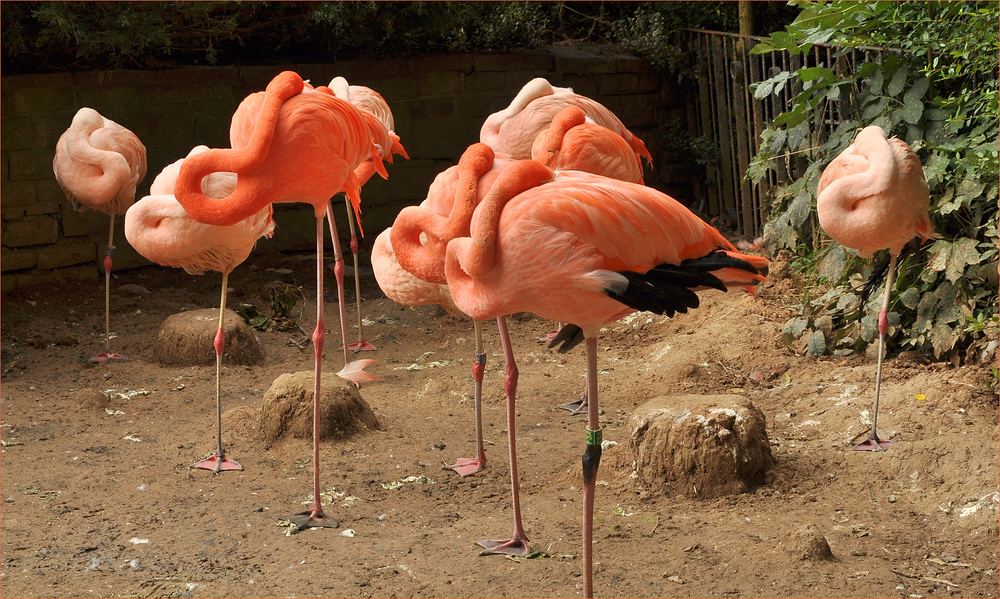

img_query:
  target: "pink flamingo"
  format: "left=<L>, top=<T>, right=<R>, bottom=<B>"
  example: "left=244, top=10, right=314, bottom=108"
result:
left=443, top=155, right=767, bottom=595
left=329, top=76, right=410, bottom=353
left=480, top=77, right=652, bottom=168
left=175, top=70, right=377, bottom=529
left=53, top=107, right=147, bottom=363
left=125, top=146, right=274, bottom=473
left=816, top=125, right=934, bottom=451
left=389, top=120, right=645, bottom=476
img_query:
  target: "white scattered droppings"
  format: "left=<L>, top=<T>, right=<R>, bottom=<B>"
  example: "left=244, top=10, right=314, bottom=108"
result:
left=340, top=528, right=356, bottom=538
left=129, top=538, right=149, bottom=545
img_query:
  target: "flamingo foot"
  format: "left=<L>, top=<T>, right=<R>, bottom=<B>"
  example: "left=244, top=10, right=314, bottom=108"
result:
left=537, top=331, right=559, bottom=344
left=558, top=395, right=602, bottom=416
left=477, top=536, right=532, bottom=557
left=284, top=506, right=339, bottom=529
left=442, top=456, right=486, bottom=477
left=348, top=339, right=377, bottom=352
left=191, top=453, right=243, bottom=474
left=90, top=351, right=130, bottom=363
left=853, top=434, right=894, bottom=451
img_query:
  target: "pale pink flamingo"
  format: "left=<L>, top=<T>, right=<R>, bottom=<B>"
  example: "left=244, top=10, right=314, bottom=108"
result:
left=53, top=107, right=147, bottom=363
left=329, top=76, right=410, bottom=352
left=443, top=154, right=767, bottom=594
left=816, top=125, right=934, bottom=451
left=481, top=77, right=652, bottom=168
left=175, top=70, right=378, bottom=529
left=125, top=145, right=273, bottom=473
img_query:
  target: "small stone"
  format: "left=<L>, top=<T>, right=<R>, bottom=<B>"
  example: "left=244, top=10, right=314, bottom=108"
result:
left=785, top=523, right=834, bottom=561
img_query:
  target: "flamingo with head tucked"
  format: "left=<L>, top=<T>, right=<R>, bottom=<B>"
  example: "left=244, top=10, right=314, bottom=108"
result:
left=387, top=117, right=646, bottom=478
left=816, top=125, right=934, bottom=451
left=481, top=77, right=652, bottom=168
left=329, top=76, right=409, bottom=353
left=175, top=70, right=377, bottom=529
left=53, top=107, right=147, bottom=363
left=125, top=146, right=273, bottom=473
left=443, top=154, right=767, bottom=596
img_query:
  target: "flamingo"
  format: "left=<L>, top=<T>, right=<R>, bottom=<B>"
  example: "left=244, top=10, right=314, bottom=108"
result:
left=329, top=76, right=410, bottom=353
left=388, top=119, right=645, bottom=476
left=53, top=107, right=147, bottom=363
left=175, top=70, right=378, bottom=529
left=125, top=146, right=274, bottom=473
left=443, top=154, right=768, bottom=596
left=816, top=125, right=934, bottom=451
left=480, top=77, right=652, bottom=168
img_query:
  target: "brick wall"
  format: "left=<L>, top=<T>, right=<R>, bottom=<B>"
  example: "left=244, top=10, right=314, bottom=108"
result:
left=1, top=46, right=688, bottom=293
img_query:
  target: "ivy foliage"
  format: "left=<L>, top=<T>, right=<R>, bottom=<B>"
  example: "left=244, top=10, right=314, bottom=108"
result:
left=748, top=1, right=999, bottom=364
left=1, top=1, right=797, bottom=75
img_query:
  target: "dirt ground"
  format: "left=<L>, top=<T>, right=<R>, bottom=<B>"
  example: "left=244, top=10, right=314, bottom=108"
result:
left=1, top=247, right=997, bottom=599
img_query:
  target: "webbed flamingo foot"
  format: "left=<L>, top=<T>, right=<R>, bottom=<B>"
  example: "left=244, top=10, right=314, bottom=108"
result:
left=477, top=536, right=532, bottom=557
left=853, top=433, right=894, bottom=451
left=90, top=351, right=130, bottom=363
left=348, top=339, right=377, bottom=352
left=191, top=453, right=243, bottom=474
left=442, top=456, right=486, bottom=477
left=284, top=505, right=339, bottom=530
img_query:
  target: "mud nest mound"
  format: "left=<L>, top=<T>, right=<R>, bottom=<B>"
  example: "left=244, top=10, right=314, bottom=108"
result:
left=151, top=308, right=266, bottom=366
left=621, top=394, right=773, bottom=499
left=259, top=371, right=380, bottom=446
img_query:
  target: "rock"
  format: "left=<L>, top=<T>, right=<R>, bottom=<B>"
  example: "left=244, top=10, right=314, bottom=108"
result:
left=622, top=394, right=773, bottom=499
left=76, top=388, right=110, bottom=411
left=151, top=308, right=265, bottom=366
left=259, top=371, right=380, bottom=446
left=784, top=523, right=834, bottom=561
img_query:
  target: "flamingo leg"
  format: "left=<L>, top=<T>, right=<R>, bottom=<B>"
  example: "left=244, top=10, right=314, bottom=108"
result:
left=855, top=253, right=897, bottom=452
left=344, top=196, right=375, bottom=352
left=581, top=335, right=602, bottom=598
left=324, top=201, right=351, bottom=367
left=283, top=215, right=338, bottom=529
left=192, top=272, right=243, bottom=474
left=477, top=316, right=531, bottom=557
left=90, top=215, right=129, bottom=363
left=444, top=320, right=487, bottom=476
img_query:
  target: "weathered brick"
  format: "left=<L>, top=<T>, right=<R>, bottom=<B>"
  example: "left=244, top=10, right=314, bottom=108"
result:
left=3, top=215, right=59, bottom=247
left=270, top=207, right=323, bottom=253
left=464, top=72, right=507, bottom=93
left=35, top=237, right=96, bottom=270
left=3, top=84, right=78, bottom=116
left=24, top=200, right=60, bottom=216
left=1, top=273, right=15, bottom=293
left=473, top=52, right=553, bottom=73
left=8, top=150, right=59, bottom=181
left=1, top=117, right=39, bottom=152
left=1, top=247, right=37, bottom=272
left=61, top=203, right=108, bottom=238
left=0, top=180, right=38, bottom=208
left=419, top=73, right=464, bottom=96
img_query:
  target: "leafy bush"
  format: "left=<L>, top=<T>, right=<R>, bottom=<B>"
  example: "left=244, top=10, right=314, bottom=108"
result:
left=748, top=1, right=999, bottom=364
left=2, top=1, right=797, bottom=74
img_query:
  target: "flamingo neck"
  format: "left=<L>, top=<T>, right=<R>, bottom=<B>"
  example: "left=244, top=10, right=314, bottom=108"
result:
left=390, top=144, right=497, bottom=284
left=175, top=71, right=304, bottom=227
left=460, top=160, right=554, bottom=278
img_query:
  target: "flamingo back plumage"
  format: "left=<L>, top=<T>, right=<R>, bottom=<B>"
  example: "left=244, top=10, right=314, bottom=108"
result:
left=480, top=78, right=652, bottom=167
left=126, top=147, right=273, bottom=276
left=446, top=170, right=765, bottom=335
